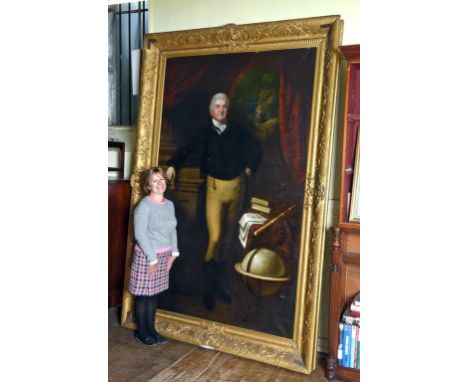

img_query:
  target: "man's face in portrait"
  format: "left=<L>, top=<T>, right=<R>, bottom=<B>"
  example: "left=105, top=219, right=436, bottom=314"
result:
left=210, top=99, right=229, bottom=123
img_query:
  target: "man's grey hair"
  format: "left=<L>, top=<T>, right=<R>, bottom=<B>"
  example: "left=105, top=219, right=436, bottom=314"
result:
left=209, top=93, right=230, bottom=111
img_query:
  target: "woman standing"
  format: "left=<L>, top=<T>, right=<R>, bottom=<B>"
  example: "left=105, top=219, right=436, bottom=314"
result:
left=128, top=167, right=179, bottom=346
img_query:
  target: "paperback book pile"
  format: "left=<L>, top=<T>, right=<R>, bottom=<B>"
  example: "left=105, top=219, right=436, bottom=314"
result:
left=337, top=292, right=360, bottom=370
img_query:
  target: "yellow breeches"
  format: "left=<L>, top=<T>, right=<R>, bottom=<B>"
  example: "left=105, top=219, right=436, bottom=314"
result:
left=204, top=175, right=245, bottom=262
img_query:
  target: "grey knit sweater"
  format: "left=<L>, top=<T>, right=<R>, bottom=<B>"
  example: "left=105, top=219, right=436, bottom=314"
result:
left=134, top=197, right=179, bottom=263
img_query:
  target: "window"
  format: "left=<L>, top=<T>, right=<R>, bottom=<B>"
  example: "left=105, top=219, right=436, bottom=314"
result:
left=108, top=1, right=148, bottom=126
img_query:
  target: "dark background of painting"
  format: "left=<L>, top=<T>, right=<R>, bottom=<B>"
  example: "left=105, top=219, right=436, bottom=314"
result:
left=157, top=48, right=316, bottom=339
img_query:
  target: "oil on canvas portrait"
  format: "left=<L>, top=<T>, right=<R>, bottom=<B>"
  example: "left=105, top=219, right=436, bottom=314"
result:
left=156, top=48, right=316, bottom=339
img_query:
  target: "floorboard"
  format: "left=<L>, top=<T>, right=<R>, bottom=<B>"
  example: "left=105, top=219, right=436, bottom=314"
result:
left=109, top=307, right=331, bottom=382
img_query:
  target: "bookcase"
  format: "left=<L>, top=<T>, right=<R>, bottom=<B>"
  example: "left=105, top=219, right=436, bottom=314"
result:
left=326, top=45, right=360, bottom=381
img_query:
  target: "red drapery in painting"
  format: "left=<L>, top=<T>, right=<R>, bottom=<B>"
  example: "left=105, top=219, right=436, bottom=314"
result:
left=277, top=57, right=312, bottom=185
left=162, top=60, right=213, bottom=107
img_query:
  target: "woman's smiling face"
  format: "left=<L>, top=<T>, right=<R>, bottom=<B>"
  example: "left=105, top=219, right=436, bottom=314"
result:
left=149, top=172, right=166, bottom=195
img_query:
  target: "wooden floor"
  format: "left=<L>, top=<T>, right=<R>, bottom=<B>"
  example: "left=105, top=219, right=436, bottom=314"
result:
left=109, top=307, right=332, bottom=382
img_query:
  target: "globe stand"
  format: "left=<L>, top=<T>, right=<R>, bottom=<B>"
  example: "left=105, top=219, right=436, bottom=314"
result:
left=234, top=261, right=290, bottom=298
left=235, top=204, right=296, bottom=299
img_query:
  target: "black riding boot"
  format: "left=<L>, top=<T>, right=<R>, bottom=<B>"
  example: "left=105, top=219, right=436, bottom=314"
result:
left=215, top=261, right=232, bottom=305
left=202, top=260, right=217, bottom=310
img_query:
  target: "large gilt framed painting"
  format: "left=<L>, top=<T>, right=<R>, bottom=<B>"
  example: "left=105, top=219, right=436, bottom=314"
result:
left=121, top=16, right=342, bottom=374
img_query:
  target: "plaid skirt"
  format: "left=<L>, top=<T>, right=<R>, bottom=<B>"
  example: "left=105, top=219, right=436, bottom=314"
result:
left=128, top=245, right=172, bottom=296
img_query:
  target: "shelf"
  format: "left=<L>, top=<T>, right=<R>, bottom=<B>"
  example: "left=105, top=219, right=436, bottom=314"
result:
left=336, top=365, right=360, bottom=382
left=338, top=222, right=360, bottom=232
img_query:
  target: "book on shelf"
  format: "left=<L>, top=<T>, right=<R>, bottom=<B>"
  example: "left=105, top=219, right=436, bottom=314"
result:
left=349, top=292, right=360, bottom=318
left=357, top=337, right=360, bottom=370
left=337, top=323, right=344, bottom=366
left=342, top=323, right=352, bottom=368
left=349, top=307, right=360, bottom=317
left=338, top=322, right=361, bottom=369
left=349, top=325, right=357, bottom=368
left=337, top=290, right=361, bottom=370
left=354, top=326, right=360, bottom=369
left=250, top=196, right=269, bottom=207
left=342, top=307, right=360, bottom=326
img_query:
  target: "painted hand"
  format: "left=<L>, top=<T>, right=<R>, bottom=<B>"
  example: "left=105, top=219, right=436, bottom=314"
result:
left=166, top=166, right=176, bottom=180
left=166, top=166, right=176, bottom=190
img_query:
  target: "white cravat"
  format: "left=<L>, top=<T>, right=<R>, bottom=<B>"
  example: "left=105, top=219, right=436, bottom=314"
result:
left=212, top=118, right=226, bottom=134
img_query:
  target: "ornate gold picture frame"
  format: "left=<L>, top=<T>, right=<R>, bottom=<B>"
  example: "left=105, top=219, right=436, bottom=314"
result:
left=121, top=16, right=342, bottom=374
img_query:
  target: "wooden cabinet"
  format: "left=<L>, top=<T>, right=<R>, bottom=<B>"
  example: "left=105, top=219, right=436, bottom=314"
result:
left=326, top=45, right=360, bottom=381
left=108, top=179, right=131, bottom=308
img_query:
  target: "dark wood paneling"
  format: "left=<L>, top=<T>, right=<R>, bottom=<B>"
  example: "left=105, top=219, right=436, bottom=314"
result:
left=108, top=179, right=131, bottom=308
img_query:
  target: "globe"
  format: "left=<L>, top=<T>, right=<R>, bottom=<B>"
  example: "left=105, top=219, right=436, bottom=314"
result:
left=234, top=248, right=290, bottom=297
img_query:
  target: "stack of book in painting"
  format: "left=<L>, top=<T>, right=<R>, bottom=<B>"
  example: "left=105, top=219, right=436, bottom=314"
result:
left=250, top=196, right=272, bottom=214
left=337, top=292, right=360, bottom=370
left=238, top=196, right=271, bottom=249
left=238, top=196, right=297, bottom=249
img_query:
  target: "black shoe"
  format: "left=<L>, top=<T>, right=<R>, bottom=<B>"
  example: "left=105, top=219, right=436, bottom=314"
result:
left=135, top=335, right=158, bottom=346
left=148, top=331, right=168, bottom=345
left=202, top=293, right=215, bottom=310
left=217, top=289, right=232, bottom=305
left=155, top=333, right=167, bottom=344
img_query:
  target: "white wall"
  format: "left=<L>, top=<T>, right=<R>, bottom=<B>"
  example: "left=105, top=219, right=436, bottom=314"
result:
left=144, top=0, right=360, bottom=353
left=148, top=0, right=359, bottom=45
left=110, top=0, right=359, bottom=180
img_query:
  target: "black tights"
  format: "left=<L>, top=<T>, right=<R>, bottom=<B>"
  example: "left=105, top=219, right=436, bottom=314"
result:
left=134, top=294, right=159, bottom=340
